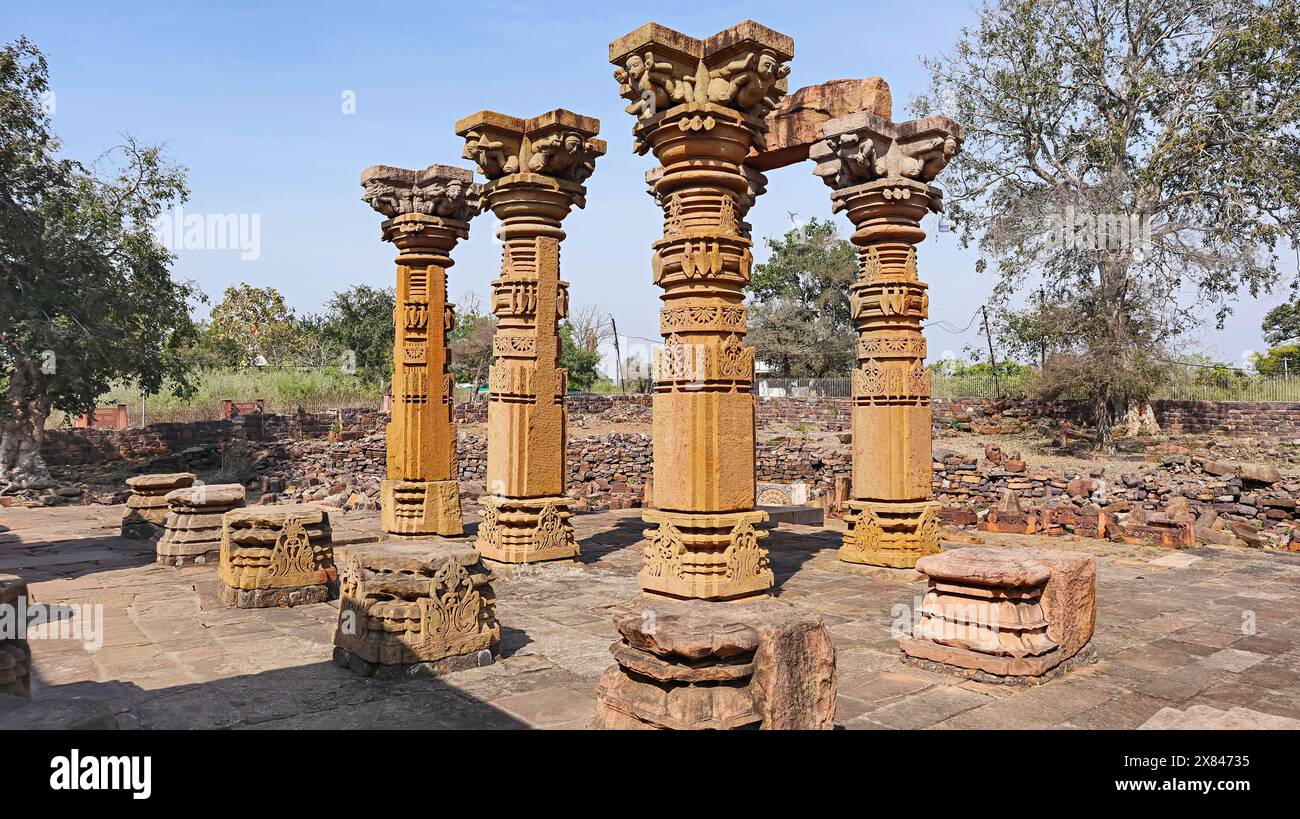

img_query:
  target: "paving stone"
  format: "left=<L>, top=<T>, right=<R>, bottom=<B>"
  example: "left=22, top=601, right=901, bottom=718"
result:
left=1201, top=648, right=1269, bottom=672
left=7, top=504, right=1300, bottom=729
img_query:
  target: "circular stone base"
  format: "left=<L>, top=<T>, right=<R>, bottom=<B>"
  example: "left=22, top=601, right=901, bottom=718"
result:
left=331, top=646, right=496, bottom=679
left=217, top=581, right=336, bottom=609
left=900, top=641, right=1097, bottom=685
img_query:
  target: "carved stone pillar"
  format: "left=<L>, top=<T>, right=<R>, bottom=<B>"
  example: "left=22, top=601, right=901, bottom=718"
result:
left=360, top=165, right=482, bottom=537
left=809, top=111, right=963, bottom=568
left=456, top=110, right=605, bottom=563
left=610, top=21, right=792, bottom=601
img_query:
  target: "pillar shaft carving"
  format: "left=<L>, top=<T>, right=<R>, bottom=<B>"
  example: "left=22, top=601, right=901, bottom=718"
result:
left=456, top=110, right=605, bottom=562
left=361, top=164, right=482, bottom=537
left=810, top=111, right=963, bottom=567
left=611, top=20, right=793, bottom=600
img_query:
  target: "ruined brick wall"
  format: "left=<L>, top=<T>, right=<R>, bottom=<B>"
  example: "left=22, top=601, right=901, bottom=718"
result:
left=42, top=395, right=1300, bottom=471
left=1150, top=400, right=1300, bottom=436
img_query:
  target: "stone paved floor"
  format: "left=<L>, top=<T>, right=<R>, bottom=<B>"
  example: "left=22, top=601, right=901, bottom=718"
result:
left=3, top=504, right=1300, bottom=729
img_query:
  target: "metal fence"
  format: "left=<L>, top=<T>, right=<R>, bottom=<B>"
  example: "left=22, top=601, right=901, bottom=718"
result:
left=755, top=374, right=1029, bottom=400
left=757, top=368, right=1300, bottom=403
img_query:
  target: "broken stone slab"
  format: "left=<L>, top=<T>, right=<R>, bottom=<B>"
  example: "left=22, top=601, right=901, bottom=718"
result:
left=900, top=547, right=1096, bottom=680
left=594, top=594, right=836, bottom=730
left=332, top=539, right=500, bottom=675
left=748, top=77, right=893, bottom=171
left=1239, top=463, right=1282, bottom=485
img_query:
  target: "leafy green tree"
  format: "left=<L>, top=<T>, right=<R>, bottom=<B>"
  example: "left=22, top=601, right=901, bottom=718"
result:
left=917, top=0, right=1300, bottom=450
left=320, top=284, right=394, bottom=382
left=209, top=284, right=298, bottom=367
left=1252, top=344, right=1300, bottom=376
left=1, top=37, right=196, bottom=488
left=180, top=320, right=242, bottom=369
left=746, top=217, right=857, bottom=376
left=559, top=321, right=600, bottom=391
left=1261, top=302, right=1300, bottom=346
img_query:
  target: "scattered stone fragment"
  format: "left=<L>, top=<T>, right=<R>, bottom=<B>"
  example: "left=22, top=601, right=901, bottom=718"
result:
left=595, top=594, right=836, bottom=729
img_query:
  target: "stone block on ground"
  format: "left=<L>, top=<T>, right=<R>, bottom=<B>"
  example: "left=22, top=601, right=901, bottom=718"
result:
left=332, top=539, right=499, bottom=677
left=900, top=546, right=1096, bottom=680
left=594, top=594, right=836, bottom=729
left=0, top=575, right=31, bottom=699
left=156, top=483, right=246, bottom=566
left=217, top=504, right=336, bottom=608
left=121, top=472, right=195, bottom=539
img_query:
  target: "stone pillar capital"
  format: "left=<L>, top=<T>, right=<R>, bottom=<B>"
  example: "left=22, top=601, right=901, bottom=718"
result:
left=811, top=112, right=964, bottom=224
left=610, top=20, right=793, bottom=154
left=457, top=108, right=604, bottom=208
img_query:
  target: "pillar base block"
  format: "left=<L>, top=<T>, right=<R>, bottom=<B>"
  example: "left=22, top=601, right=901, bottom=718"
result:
left=380, top=479, right=463, bottom=537
left=475, top=495, right=578, bottom=563
left=840, top=499, right=941, bottom=568
left=332, top=538, right=500, bottom=676
left=639, top=509, right=773, bottom=601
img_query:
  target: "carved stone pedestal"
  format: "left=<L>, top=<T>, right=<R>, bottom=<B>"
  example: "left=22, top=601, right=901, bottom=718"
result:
left=217, top=505, right=336, bottom=608
left=594, top=594, right=836, bottom=729
left=379, top=479, right=462, bottom=538
left=157, top=483, right=245, bottom=566
left=0, top=576, right=30, bottom=699
left=841, top=500, right=941, bottom=568
left=122, top=472, right=195, bottom=540
left=640, top=510, right=772, bottom=601
left=332, top=540, right=500, bottom=678
left=476, top=495, right=577, bottom=563
left=899, top=547, right=1096, bottom=679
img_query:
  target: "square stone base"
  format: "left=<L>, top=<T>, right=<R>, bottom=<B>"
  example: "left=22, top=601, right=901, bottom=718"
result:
left=476, top=495, right=577, bottom=563
left=639, top=509, right=773, bottom=601
left=899, top=637, right=1067, bottom=677
left=381, top=479, right=463, bottom=537
left=217, top=581, right=335, bottom=609
left=840, top=499, right=941, bottom=569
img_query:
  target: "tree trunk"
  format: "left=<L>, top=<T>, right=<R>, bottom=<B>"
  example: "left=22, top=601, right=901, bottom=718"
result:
left=0, top=357, right=55, bottom=491
left=1094, top=396, right=1115, bottom=455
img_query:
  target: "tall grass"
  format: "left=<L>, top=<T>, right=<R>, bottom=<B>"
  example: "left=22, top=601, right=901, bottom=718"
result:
left=48, top=367, right=384, bottom=426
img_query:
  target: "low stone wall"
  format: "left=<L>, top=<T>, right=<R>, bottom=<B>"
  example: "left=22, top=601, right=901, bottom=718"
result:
left=42, top=394, right=1300, bottom=471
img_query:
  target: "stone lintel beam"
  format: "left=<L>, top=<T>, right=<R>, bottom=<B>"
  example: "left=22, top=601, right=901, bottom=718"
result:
left=747, top=77, right=893, bottom=172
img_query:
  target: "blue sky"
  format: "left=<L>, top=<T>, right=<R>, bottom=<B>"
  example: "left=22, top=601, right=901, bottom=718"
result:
left=4, top=0, right=1291, bottom=370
